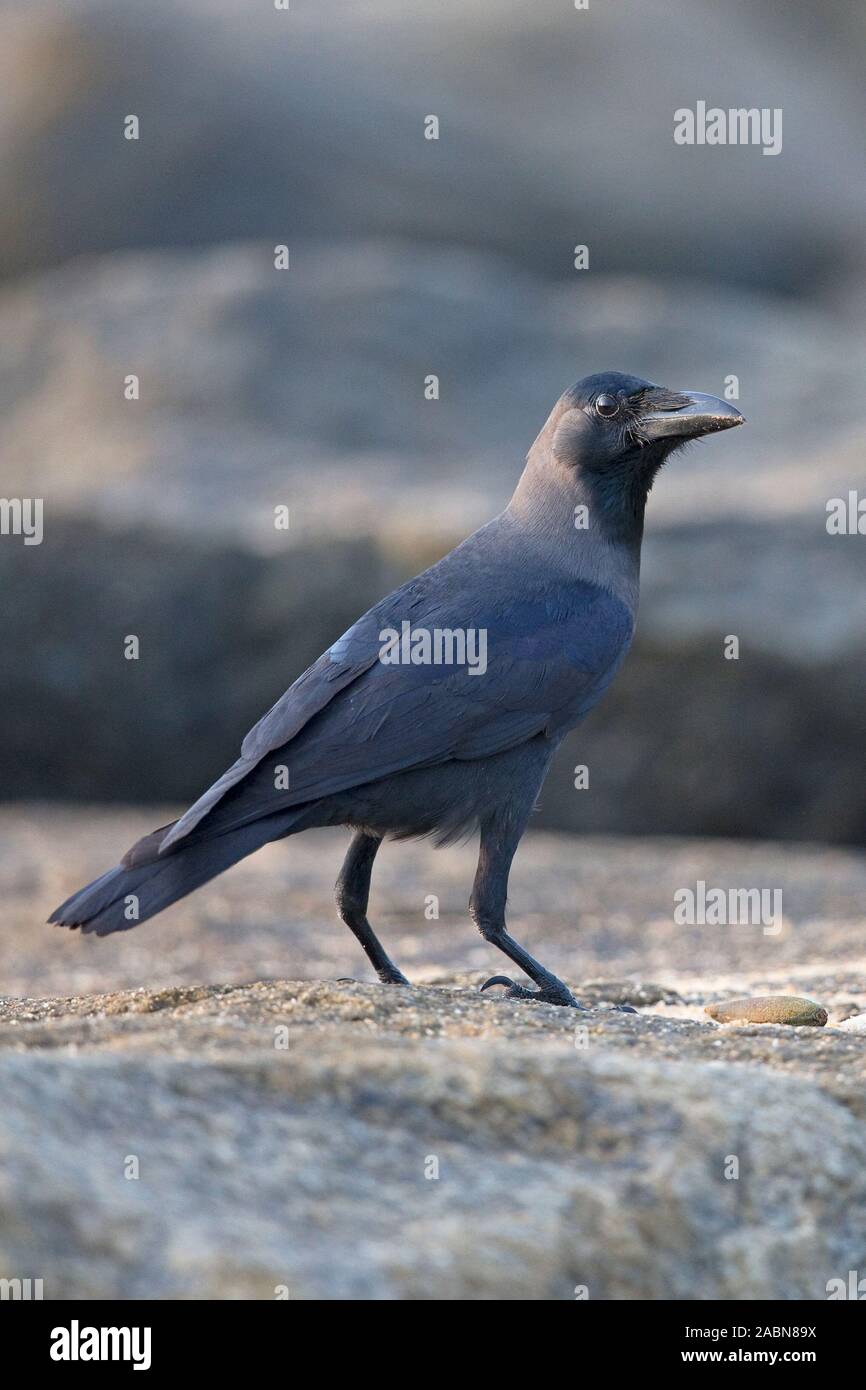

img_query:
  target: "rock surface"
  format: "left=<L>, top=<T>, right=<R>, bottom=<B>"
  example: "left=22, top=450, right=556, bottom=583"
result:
left=2, top=808, right=865, bottom=1299
left=2, top=981, right=866, bottom=1301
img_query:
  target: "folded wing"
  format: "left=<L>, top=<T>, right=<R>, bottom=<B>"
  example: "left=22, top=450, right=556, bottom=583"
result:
left=159, top=564, right=632, bottom=854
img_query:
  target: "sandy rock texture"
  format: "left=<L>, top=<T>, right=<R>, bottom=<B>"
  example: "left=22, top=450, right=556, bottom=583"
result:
left=1, top=807, right=865, bottom=1299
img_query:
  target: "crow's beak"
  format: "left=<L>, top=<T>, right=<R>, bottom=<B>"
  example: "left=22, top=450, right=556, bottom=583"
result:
left=640, top=391, right=745, bottom=441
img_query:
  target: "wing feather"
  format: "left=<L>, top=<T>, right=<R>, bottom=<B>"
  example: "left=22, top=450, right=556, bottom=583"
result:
left=160, top=546, right=633, bottom=853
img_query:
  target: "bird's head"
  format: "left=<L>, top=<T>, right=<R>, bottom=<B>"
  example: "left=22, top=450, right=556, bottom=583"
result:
left=517, top=370, right=744, bottom=544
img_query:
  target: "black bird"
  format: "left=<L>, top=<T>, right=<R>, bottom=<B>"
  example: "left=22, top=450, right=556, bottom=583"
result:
left=50, top=372, right=744, bottom=1007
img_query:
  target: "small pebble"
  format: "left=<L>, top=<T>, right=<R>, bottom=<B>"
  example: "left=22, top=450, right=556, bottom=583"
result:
left=704, top=995, right=827, bottom=1027
left=837, top=1013, right=866, bottom=1034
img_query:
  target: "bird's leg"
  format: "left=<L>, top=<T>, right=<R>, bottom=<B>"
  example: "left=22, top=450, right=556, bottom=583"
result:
left=335, top=830, right=410, bottom=986
left=471, top=819, right=584, bottom=1009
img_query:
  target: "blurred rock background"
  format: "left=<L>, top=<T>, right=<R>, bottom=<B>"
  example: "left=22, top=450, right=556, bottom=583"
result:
left=2, top=0, right=865, bottom=843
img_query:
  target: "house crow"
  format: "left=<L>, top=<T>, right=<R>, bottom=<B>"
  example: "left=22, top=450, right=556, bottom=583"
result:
left=50, top=372, right=744, bottom=1007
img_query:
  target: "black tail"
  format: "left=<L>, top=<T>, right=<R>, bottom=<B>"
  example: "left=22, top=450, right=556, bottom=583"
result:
left=48, top=811, right=305, bottom=937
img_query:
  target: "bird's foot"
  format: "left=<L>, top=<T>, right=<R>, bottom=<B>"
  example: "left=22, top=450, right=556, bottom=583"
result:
left=336, top=968, right=411, bottom=987
left=479, top=974, right=587, bottom=1010
left=378, top=966, right=411, bottom=987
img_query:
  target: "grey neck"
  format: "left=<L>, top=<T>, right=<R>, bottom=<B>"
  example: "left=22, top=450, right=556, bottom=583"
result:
left=505, top=436, right=644, bottom=616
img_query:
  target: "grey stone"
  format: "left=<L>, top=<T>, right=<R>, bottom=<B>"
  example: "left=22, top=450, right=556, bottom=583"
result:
left=0, top=979, right=864, bottom=1299
left=3, top=817, right=866, bottom=1298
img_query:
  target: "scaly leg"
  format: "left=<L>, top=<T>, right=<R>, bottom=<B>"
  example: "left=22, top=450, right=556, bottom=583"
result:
left=335, top=830, right=410, bottom=986
left=471, top=816, right=584, bottom=1008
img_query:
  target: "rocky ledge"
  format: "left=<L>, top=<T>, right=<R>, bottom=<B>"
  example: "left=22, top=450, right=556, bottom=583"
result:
left=2, top=975, right=866, bottom=1300
left=2, top=810, right=866, bottom=1299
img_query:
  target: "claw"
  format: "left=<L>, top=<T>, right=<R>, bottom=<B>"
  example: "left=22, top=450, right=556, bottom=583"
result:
left=379, top=968, right=411, bottom=987
left=480, top=975, right=517, bottom=993
left=479, top=975, right=586, bottom=1010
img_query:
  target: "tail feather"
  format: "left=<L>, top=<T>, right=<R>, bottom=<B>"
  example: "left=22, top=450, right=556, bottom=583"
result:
left=121, top=820, right=178, bottom=869
left=49, top=810, right=305, bottom=937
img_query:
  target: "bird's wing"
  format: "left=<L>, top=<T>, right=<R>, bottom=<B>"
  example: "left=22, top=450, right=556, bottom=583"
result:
left=158, top=586, right=428, bottom=852
left=160, top=571, right=632, bottom=852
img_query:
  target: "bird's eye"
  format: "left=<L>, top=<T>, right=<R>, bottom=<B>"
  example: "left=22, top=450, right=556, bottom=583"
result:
left=595, top=394, right=619, bottom=417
